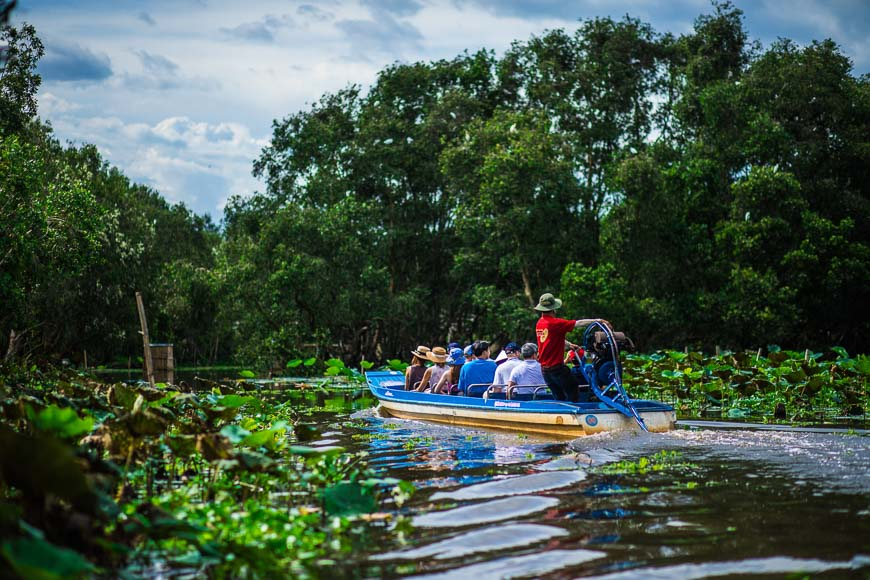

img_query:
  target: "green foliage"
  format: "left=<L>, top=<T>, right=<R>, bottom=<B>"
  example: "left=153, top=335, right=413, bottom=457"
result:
left=0, top=365, right=413, bottom=577
left=0, top=23, right=44, bottom=135
left=25, top=405, right=94, bottom=441
left=2, top=536, right=96, bottom=580
left=1, top=10, right=868, bottom=371
left=594, top=450, right=698, bottom=475
left=624, top=347, right=868, bottom=420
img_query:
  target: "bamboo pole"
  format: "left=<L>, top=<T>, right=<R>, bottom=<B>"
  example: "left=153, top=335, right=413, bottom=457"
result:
left=136, top=292, right=155, bottom=388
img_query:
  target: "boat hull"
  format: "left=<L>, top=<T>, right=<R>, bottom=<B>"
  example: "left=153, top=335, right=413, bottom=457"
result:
left=367, top=371, right=675, bottom=438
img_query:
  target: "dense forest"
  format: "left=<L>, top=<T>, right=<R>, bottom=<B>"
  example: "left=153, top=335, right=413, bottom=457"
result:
left=1, top=2, right=868, bottom=368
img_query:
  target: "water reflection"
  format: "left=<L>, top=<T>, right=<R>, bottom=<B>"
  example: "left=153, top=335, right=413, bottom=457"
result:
left=372, top=523, right=568, bottom=561
left=412, top=496, right=559, bottom=528
left=592, top=555, right=870, bottom=579
left=413, top=549, right=606, bottom=580
left=430, top=471, right=586, bottom=501
left=349, top=409, right=869, bottom=578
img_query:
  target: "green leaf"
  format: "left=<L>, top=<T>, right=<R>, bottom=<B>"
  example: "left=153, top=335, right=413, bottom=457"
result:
left=727, top=408, right=751, bottom=419
left=166, top=434, right=197, bottom=457
left=324, top=366, right=342, bottom=376
left=322, top=481, right=377, bottom=516
left=360, top=360, right=375, bottom=370
left=238, top=370, right=257, bottom=379
left=216, top=395, right=255, bottom=409
left=286, top=359, right=303, bottom=368
left=303, top=357, right=317, bottom=367
left=288, top=445, right=344, bottom=457
left=219, top=425, right=252, bottom=444
left=1, top=536, right=96, bottom=579
left=831, top=346, right=849, bottom=359
left=28, top=405, right=94, bottom=440
left=325, top=358, right=346, bottom=369
left=240, top=429, right=277, bottom=448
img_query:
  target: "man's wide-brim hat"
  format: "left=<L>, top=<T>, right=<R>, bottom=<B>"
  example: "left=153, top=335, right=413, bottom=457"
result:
left=427, top=346, right=448, bottom=363
left=411, top=345, right=431, bottom=359
left=534, top=293, right=562, bottom=312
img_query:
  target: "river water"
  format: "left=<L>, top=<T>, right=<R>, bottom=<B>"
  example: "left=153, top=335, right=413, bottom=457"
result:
left=306, top=388, right=870, bottom=579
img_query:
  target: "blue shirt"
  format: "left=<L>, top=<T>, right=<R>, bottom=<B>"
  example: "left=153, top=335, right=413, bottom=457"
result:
left=458, top=359, right=497, bottom=392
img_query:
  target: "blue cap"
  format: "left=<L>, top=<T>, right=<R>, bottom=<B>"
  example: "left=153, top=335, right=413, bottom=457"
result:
left=504, top=342, right=519, bottom=353
left=448, top=341, right=461, bottom=350
left=447, top=348, right=464, bottom=365
left=463, top=345, right=473, bottom=357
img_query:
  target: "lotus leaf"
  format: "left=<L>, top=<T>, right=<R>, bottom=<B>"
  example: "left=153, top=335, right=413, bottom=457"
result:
left=322, top=481, right=376, bottom=516
left=27, top=405, right=94, bottom=440
left=1, top=536, right=96, bottom=579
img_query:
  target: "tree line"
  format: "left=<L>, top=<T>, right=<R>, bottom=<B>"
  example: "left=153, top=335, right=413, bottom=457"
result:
left=1, top=2, right=867, bottom=369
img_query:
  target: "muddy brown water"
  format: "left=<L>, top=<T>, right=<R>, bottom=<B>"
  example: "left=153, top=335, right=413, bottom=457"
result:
left=304, top=389, right=869, bottom=579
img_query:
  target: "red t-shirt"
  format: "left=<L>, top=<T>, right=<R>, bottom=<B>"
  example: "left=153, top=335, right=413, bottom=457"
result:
left=536, top=313, right=576, bottom=368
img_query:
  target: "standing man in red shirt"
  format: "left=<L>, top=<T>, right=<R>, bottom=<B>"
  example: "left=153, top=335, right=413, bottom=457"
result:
left=534, top=293, right=609, bottom=402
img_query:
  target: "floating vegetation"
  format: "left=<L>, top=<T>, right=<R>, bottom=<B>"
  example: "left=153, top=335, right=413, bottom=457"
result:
left=623, top=347, right=868, bottom=422
left=593, top=450, right=699, bottom=476
left=0, top=364, right=413, bottom=577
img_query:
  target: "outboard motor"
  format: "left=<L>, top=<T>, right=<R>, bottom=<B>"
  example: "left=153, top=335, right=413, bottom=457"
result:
left=581, top=322, right=648, bottom=432
left=586, top=330, right=634, bottom=388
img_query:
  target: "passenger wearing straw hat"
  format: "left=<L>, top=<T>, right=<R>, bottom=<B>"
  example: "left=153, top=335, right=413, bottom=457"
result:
left=405, top=345, right=430, bottom=390
left=433, top=347, right=464, bottom=394
left=415, top=347, right=449, bottom=392
left=534, top=293, right=609, bottom=401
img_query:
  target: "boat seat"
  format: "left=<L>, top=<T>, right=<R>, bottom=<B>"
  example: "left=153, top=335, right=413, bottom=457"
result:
left=507, top=384, right=552, bottom=401
left=483, top=385, right=507, bottom=400
left=465, top=383, right=490, bottom=398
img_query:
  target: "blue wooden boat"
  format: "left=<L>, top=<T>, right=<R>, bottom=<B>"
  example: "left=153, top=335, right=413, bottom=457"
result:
left=366, top=323, right=675, bottom=437
left=365, top=371, right=675, bottom=437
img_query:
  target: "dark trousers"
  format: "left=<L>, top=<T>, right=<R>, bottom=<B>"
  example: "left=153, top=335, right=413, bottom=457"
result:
left=542, top=364, right=579, bottom=402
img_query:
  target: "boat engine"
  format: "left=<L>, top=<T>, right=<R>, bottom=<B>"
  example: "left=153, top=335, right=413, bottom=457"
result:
left=581, top=322, right=648, bottom=431
left=586, top=330, right=634, bottom=387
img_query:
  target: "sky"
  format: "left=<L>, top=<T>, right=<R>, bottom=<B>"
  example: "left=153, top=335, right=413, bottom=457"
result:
left=15, top=0, right=870, bottom=220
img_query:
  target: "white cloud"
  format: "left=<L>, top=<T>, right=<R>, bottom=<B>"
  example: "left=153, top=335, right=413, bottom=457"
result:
left=39, top=92, right=80, bottom=115
left=51, top=113, right=266, bottom=217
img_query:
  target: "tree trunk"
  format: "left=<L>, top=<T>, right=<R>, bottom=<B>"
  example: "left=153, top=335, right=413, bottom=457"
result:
left=4, top=329, right=21, bottom=361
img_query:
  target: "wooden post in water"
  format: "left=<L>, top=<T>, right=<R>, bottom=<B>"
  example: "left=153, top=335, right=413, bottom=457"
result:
left=136, top=292, right=155, bottom=388
left=150, top=344, right=175, bottom=385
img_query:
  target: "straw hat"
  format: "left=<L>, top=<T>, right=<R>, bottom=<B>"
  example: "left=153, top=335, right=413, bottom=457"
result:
left=427, top=346, right=448, bottom=363
left=411, top=345, right=431, bottom=359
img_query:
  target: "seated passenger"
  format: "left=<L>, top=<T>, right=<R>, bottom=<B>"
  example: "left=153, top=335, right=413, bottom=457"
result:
left=415, top=347, right=449, bottom=392
left=458, top=340, right=497, bottom=396
left=492, top=341, right=521, bottom=389
left=433, top=347, right=464, bottom=394
left=507, top=343, right=546, bottom=398
left=405, top=345, right=430, bottom=391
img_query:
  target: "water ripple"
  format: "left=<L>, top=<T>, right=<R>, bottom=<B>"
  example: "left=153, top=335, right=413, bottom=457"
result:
left=412, top=496, right=559, bottom=528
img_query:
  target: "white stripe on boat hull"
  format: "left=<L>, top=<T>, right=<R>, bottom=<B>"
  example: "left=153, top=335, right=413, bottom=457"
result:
left=377, top=399, right=675, bottom=438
